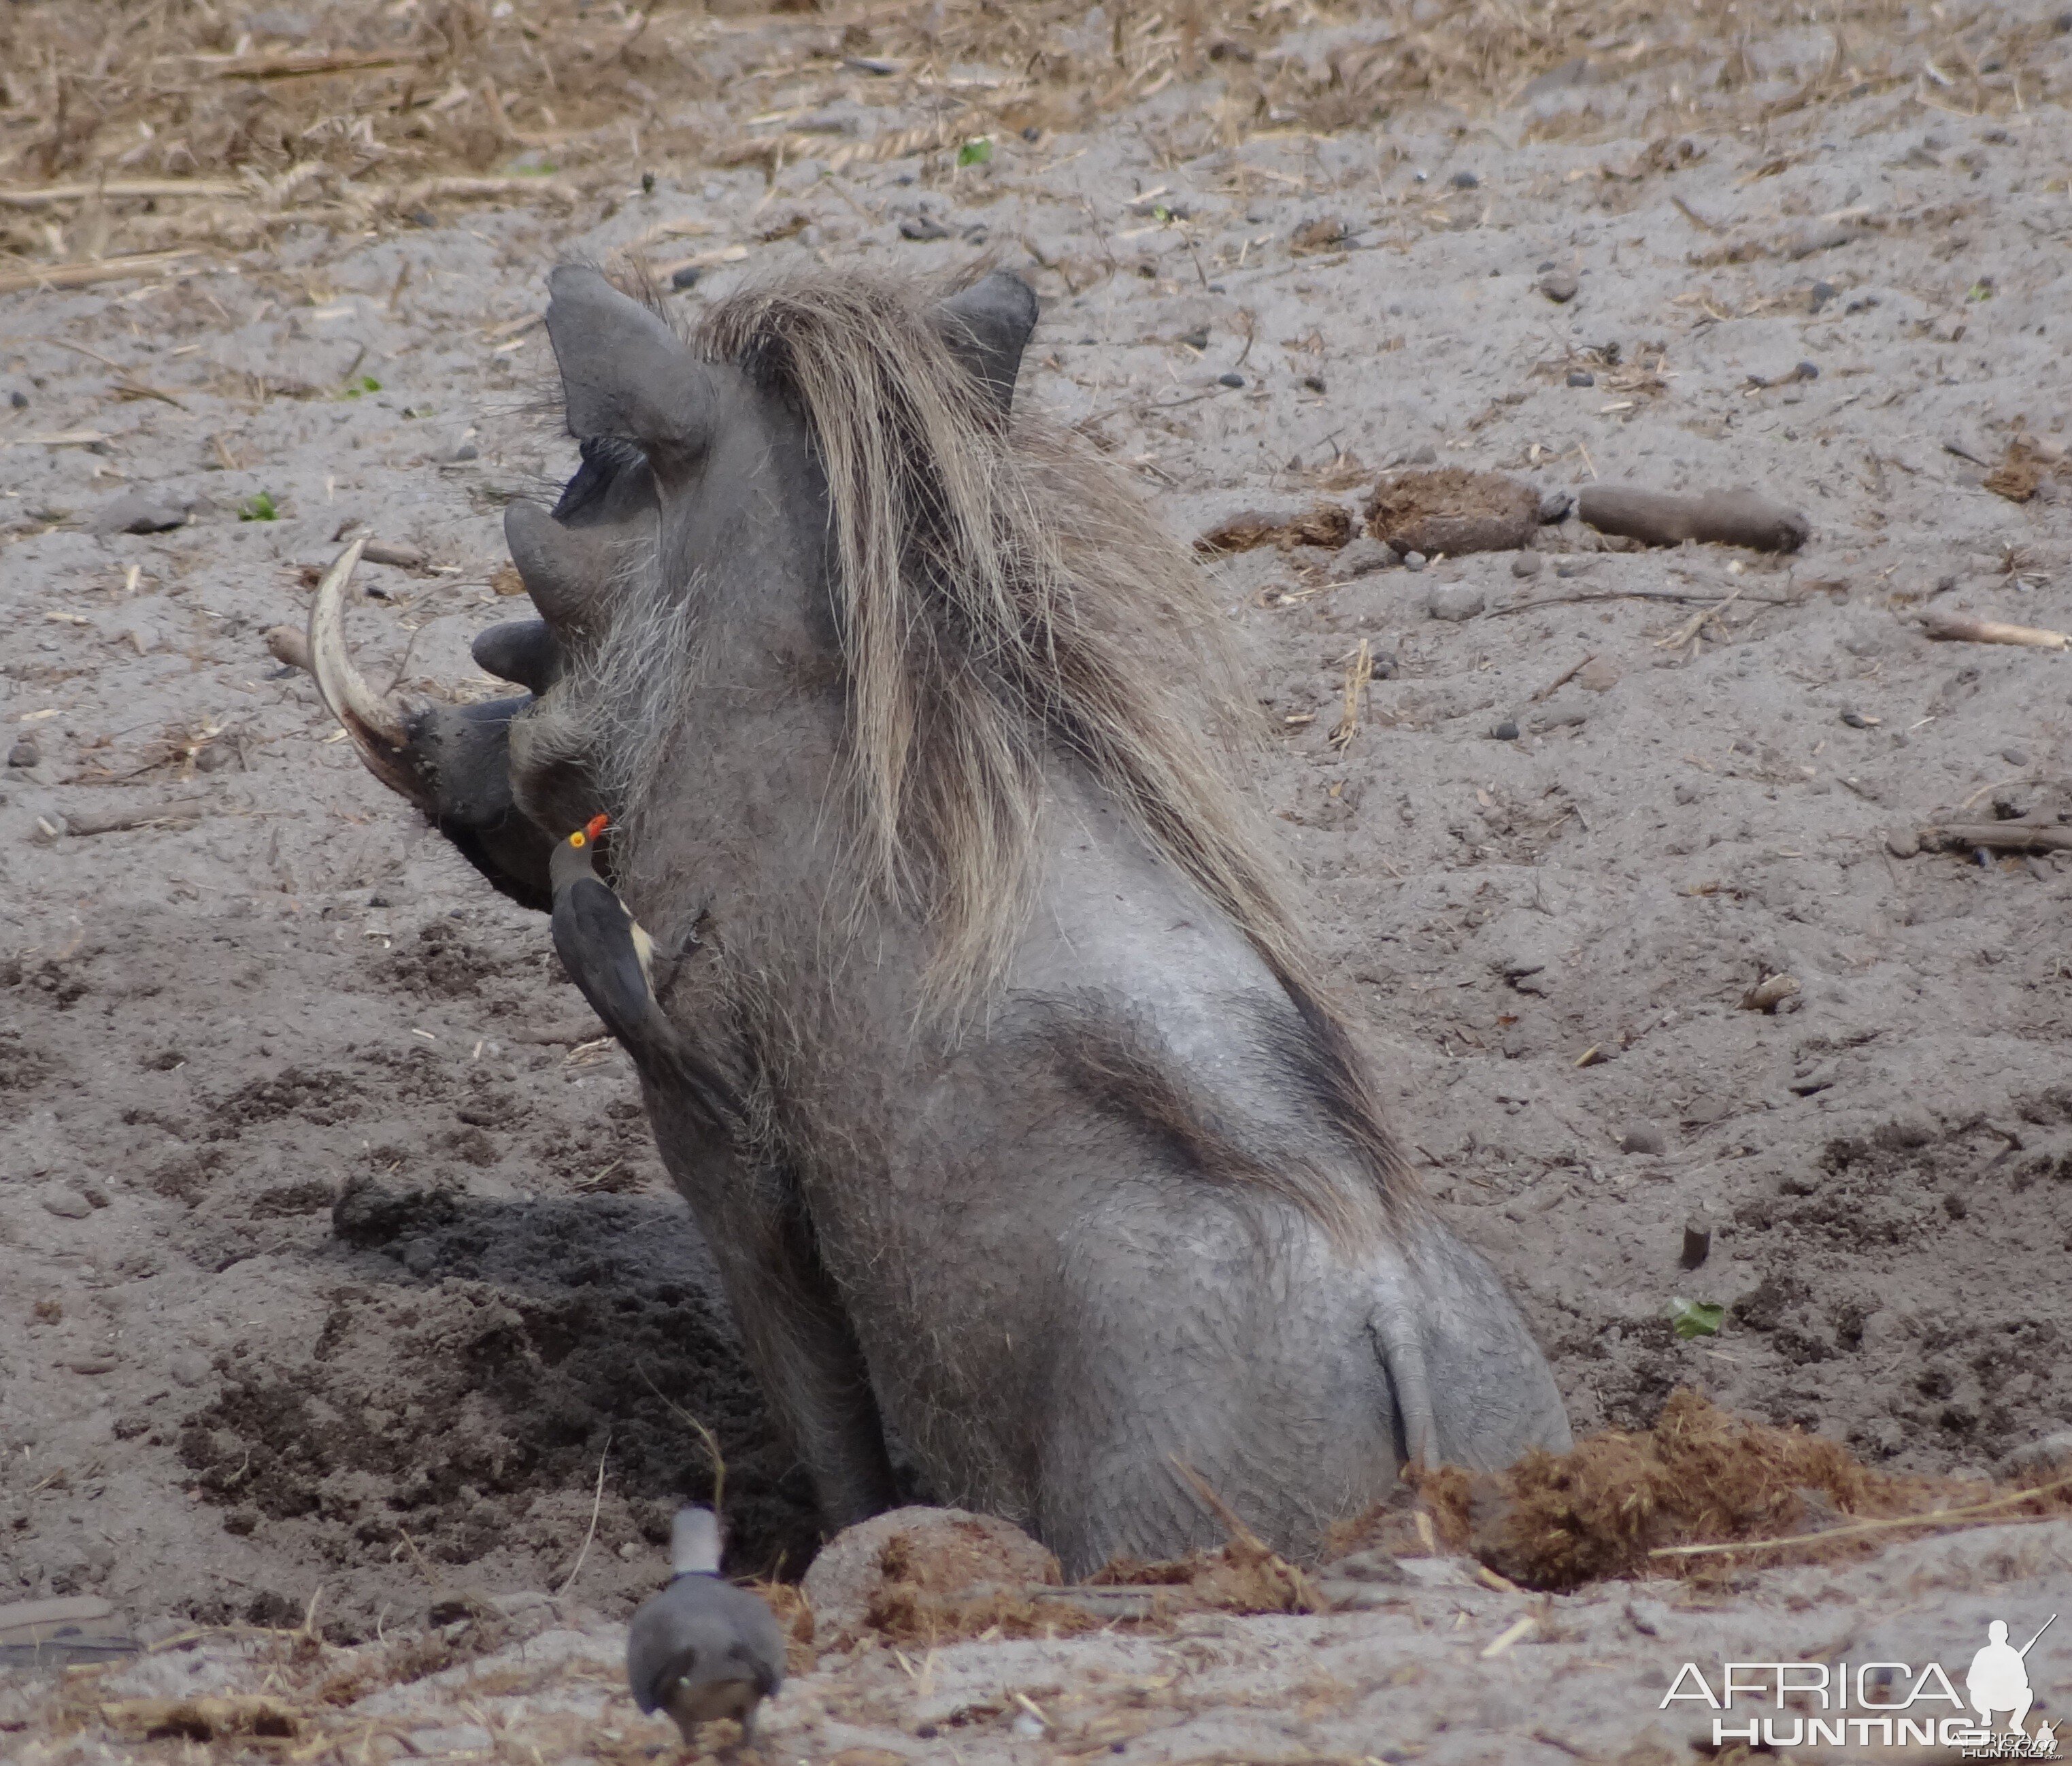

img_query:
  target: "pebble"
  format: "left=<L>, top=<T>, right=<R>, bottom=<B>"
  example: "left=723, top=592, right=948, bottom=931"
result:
left=1673, top=780, right=1703, bottom=807
left=669, top=265, right=701, bottom=290
left=90, top=489, right=189, bottom=537
left=1331, top=536, right=1395, bottom=578
left=1407, top=442, right=1439, bottom=465
left=1577, top=656, right=1621, bottom=693
left=195, top=743, right=234, bottom=773
left=2000, top=1429, right=2072, bottom=1480
left=1617, top=1122, right=1667, bottom=1156
left=1402, top=550, right=1428, bottom=573
left=1450, top=169, right=1480, bottom=188
left=39, top=1184, right=93, bottom=1220
left=1538, top=489, right=1573, bottom=523
left=897, top=214, right=951, bottom=241
left=1840, top=710, right=1869, bottom=728
left=1538, top=269, right=1580, bottom=303
left=7, top=735, right=40, bottom=769
left=1371, top=650, right=1400, bottom=680
left=1490, top=720, right=1520, bottom=741
left=1217, top=371, right=1245, bottom=388
left=1177, top=326, right=1209, bottom=350
left=2002, top=746, right=2031, bottom=766
left=1809, top=280, right=1839, bottom=312
left=1510, top=551, right=1542, bottom=578
left=1886, top=829, right=1920, bottom=859
left=168, top=1351, right=212, bottom=1388
left=1566, top=369, right=1595, bottom=388
left=1427, top=582, right=1484, bottom=620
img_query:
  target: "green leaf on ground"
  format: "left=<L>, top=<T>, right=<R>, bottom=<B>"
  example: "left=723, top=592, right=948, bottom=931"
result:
left=1669, top=1297, right=1725, bottom=1340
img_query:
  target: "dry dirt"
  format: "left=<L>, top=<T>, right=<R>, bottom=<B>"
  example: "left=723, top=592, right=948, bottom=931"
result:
left=4, top=0, right=2071, bottom=1757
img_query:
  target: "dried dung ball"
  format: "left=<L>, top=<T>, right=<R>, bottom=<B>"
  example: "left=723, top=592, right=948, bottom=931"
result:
left=1364, top=468, right=1540, bottom=558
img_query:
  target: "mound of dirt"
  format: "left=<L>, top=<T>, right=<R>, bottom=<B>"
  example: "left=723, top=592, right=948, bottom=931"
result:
left=1362, top=467, right=1539, bottom=556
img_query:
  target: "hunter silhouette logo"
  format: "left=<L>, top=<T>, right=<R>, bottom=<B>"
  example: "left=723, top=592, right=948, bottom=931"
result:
left=1662, top=1613, right=2059, bottom=1756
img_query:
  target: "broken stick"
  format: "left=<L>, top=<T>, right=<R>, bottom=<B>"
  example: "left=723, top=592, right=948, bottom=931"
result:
left=1916, top=610, right=2069, bottom=652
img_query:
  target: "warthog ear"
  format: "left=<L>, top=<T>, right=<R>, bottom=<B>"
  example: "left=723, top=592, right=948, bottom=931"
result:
left=544, top=264, right=716, bottom=476
left=934, top=270, right=1039, bottom=414
left=471, top=620, right=561, bottom=695
left=505, top=499, right=620, bottom=633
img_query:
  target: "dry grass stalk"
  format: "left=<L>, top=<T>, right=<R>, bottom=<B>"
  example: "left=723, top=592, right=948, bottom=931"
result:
left=1329, top=639, right=1373, bottom=750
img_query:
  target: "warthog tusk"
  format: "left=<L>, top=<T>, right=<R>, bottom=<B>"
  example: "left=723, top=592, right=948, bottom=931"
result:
left=307, top=537, right=419, bottom=793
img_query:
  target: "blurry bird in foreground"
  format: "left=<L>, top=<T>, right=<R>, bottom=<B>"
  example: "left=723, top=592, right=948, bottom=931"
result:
left=626, top=1506, right=785, bottom=1752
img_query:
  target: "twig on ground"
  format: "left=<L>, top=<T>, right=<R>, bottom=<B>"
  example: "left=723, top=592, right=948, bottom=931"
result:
left=1530, top=654, right=1593, bottom=701
left=1488, top=587, right=1800, bottom=617
left=1917, top=610, right=2069, bottom=650
left=553, top=1437, right=612, bottom=1599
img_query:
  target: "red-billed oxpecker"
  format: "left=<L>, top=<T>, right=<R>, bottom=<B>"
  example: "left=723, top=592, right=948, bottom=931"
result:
left=549, top=815, right=741, bottom=1131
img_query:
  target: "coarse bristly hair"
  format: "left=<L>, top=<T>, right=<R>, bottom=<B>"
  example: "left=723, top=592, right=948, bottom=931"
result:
left=694, top=267, right=1314, bottom=1005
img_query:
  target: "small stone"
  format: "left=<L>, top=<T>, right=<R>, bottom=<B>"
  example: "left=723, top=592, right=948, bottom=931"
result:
left=1809, top=280, right=1839, bottom=312
left=1841, top=709, right=1869, bottom=728
left=1217, top=371, right=1246, bottom=388
left=9, top=390, right=27, bottom=409
left=1538, top=489, right=1573, bottom=523
left=1626, top=1597, right=1672, bottom=1637
left=40, top=1184, right=94, bottom=1220
left=1577, top=656, right=1620, bottom=693
left=1450, top=169, right=1480, bottom=188
left=1566, top=369, right=1595, bottom=388
left=1371, top=650, right=1400, bottom=680
left=1407, top=442, right=1439, bottom=465
left=7, top=735, right=40, bottom=768
left=1618, top=1122, right=1667, bottom=1156
left=1490, top=720, right=1520, bottom=741
left=90, top=489, right=189, bottom=537
left=1886, top=829, right=1920, bottom=859
left=1510, top=551, right=1542, bottom=578
left=898, top=214, right=951, bottom=241
left=169, top=1351, right=212, bottom=1387
left=1427, top=582, right=1483, bottom=620
left=2001, top=746, right=2031, bottom=766
left=669, top=265, right=701, bottom=290
left=194, top=743, right=233, bottom=773
left=444, top=443, right=479, bottom=463
left=1538, top=269, right=1580, bottom=303
left=1331, top=537, right=1395, bottom=579
left=1999, top=1429, right=2072, bottom=1480
left=1401, top=550, right=1426, bottom=572
left=1673, top=780, right=1703, bottom=805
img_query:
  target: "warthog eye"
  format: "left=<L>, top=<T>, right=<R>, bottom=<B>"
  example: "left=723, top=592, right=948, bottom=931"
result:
left=554, top=435, right=648, bottom=523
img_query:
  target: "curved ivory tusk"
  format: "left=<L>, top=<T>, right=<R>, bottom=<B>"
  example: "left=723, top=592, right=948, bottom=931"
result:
left=307, top=537, right=422, bottom=799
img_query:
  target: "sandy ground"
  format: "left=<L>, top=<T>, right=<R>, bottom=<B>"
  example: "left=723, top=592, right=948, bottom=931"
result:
left=4, top=0, right=2072, bottom=1755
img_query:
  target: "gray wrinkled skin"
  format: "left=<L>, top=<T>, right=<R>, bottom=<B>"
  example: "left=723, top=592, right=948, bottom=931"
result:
left=345, top=265, right=1570, bottom=1575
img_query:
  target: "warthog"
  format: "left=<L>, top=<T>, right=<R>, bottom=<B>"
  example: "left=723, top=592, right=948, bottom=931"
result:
left=309, top=263, right=1570, bottom=1572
